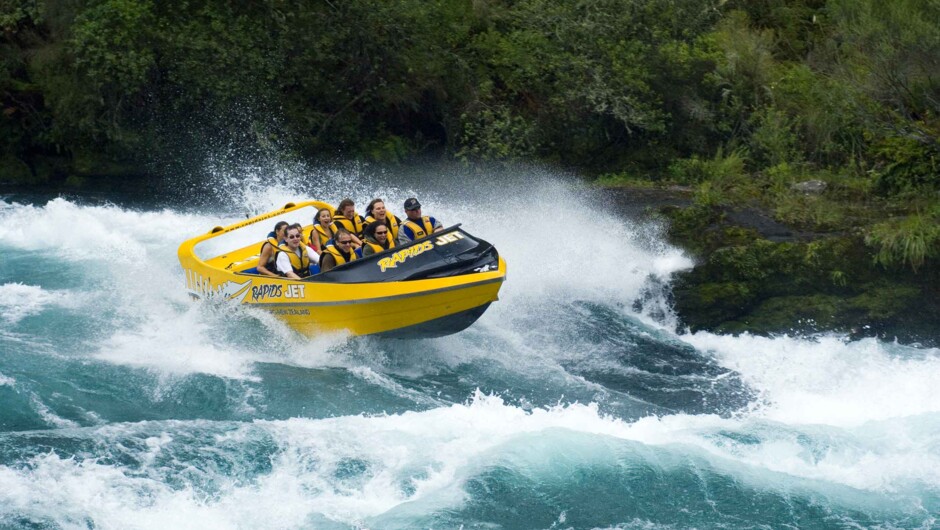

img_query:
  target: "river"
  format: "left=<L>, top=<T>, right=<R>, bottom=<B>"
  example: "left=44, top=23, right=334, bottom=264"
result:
left=1, top=164, right=938, bottom=529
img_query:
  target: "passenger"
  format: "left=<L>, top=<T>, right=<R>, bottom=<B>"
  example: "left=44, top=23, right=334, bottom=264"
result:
left=257, top=221, right=289, bottom=276
left=361, top=221, right=396, bottom=256
left=309, top=208, right=335, bottom=254
left=289, top=222, right=309, bottom=248
left=319, top=228, right=358, bottom=273
left=398, top=197, right=442, bottom=245
left=364, top=198, right=402, bottom=242
left=331, top=198, right=366, bottom=241
left=275, top=226, right=315, bottom=279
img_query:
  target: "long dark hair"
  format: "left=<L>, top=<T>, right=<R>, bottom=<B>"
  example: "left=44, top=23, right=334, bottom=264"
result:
left=335, top=198, right=355, bottom=217
left=365, top=198, right=384, bottom=218
left=363, top=221, right=379, bottom=240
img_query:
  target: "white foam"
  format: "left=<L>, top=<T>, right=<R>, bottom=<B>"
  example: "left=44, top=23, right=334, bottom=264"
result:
left=681, top=332, right=940, bottom=426
left=0, top=198, right=234, bottom=267
left=457, top=179, right=692, bottom=307
left=3, top=393, right=933, bottom=529
left=0, top=395, right=627, bottom=527
left=27, top=393, right=80, bottom=429
left=92, top=304, right=264, bottom=381
left=348, top=366, right=450, bottom=408
left=0, top=452, right=239, bottom=530
left=0, top=283, right=84, bottom=325
left=0, top=202, right=274, bottom=378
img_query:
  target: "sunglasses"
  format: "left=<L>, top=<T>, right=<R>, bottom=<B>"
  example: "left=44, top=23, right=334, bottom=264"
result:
left=375, top=231, right=388, bottom=235
left=337, top=239, right=352, bottom=244
left=287, top=234, right=302, bottom=239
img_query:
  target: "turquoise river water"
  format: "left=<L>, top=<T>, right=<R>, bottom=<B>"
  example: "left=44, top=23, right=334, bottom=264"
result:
left=1, top=166, right=938, bottom=529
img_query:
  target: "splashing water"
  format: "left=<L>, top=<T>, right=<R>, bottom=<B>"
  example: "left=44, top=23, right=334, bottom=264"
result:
left=1, top=164, right=938, bottom=529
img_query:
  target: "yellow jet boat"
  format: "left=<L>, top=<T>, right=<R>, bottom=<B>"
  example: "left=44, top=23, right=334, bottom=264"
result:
left=178, top=200, right=506, bottom=338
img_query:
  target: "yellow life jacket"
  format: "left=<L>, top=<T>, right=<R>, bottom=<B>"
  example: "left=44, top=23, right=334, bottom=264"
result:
left=311, top=224, right=332, bottom=248
left=260, top=235, right=280, bottom=252
left=259, top=235, right=281, bottom=268
left=276, top=244, right=311, bottom=277
left=363, top=237, right=395, bottom=255
left=323, top=243, right=358, bottom=267
left=332, top=214, right=365, bottom=238
left=401, top=216, right=435, bottom=241
left=364, top=213, right=401, bottom=242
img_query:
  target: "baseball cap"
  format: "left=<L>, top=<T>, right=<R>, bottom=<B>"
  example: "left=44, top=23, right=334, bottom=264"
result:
left=404, top=197, right=421, bottom=211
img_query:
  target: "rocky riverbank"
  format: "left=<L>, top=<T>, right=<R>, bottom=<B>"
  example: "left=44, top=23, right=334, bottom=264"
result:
left=608, top=186, right=940, bottom=346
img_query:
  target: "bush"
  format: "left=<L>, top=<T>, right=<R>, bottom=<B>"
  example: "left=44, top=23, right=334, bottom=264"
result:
left=866, top=210, right=940, bottom=272
left=872, top=135, right=939, bottom=195
left=668, top=148, right=748, bottom=185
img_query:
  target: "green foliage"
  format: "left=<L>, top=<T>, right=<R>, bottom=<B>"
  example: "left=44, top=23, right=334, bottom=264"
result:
left=709, top=11, right=779, bottom=136
left=668, top=149, right=762, bottom=208
left=847, top=283, right=922, bottom=320
left=830, top=270, right=847, bottom=287
left=771, top=63, right=865, bottom=166
left=70, top=1, right=155, bottom=93
left=0, top=0, right=937, bottom=227
left=593, top=172, right=657, bottom=187
left=866, top=210, right=940, bottom=272
left=827, top=0, right=940, bottom=116
left=827, top=0, right=940, bottom=187
left=457, top=105, right=536, bottom=160
left=668, top=149, right=748, bottom=185
left=0, top=154, right=34, bottom=183
left=871, top=135, right=939, bottom=195
left=749, top=108, right=799, bottom=167
left=773, top=193, right=847, bottom=230
left=359, top=132, right=414, bottom=164
left=0, top=0, right=43, bottom=32
left=462, top=0, right=724, bottom=166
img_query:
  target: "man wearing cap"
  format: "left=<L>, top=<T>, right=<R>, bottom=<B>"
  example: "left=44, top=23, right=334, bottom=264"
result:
left=398, top=197, right=443, bottom=245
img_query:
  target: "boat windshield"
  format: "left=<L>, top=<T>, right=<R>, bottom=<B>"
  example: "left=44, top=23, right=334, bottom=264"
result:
left=192, top=205, right=322, bottom=260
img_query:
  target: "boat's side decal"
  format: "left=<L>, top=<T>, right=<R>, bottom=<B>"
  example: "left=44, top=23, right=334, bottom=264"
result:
left=433, top=231, right=465, bottom=246
left=185, top=270, right=252, bottom=303
left=377, top=240, right=435, bottom=272
left=250, top=283, right=306, bottom=302
left=258, top=276, right=504, bottom=308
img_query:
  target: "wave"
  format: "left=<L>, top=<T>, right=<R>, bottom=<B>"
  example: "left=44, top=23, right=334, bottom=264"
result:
left=0, top=283, right=85, bottom=325
left=2, top=165, right=939, bottom=528
left=683, top=332, right=940, bottom=426
left=0, top=394, right=935, bottom=529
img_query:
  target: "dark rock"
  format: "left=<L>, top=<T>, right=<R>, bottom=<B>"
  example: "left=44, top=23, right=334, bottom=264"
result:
left=641, top=190, right=940, bottom=345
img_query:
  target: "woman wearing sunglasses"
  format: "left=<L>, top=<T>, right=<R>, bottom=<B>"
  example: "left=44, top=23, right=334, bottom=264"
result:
left=361, top=221, right=396, bottom=256
left=319, top=228, right=359, bottom=273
